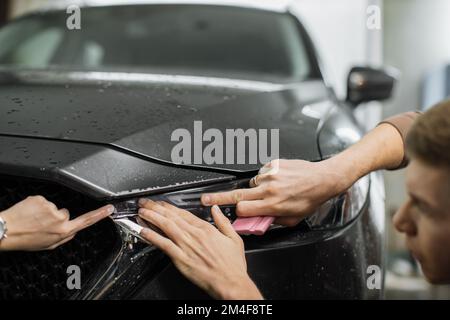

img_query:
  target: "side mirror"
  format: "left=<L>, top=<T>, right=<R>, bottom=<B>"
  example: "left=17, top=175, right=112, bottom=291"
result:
left=346, top=66, right=397, bottom=106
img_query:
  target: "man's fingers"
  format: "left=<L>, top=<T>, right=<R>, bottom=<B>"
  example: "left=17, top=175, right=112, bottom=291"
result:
left=259, top=159, right=281, bottom=175
left=249, top=173, right=274, bottom=188
left=67, top=204, right=115, bottom=234
left=57, top=208, right=70, bottom=221
left=201, top=187, right=265, bottom=206
left=249, top=175, right=259, bottom=188
left=211, top=205, right=239, bottom=240
left=140, top=227, right=185, bottom=260
left=235, top=200, right=275, bottom=217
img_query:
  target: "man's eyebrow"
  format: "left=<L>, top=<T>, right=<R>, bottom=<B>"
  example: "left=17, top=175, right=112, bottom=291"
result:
left=409, top=192, right=426, bottom=206
left=409, top=192, right=435, bottom=212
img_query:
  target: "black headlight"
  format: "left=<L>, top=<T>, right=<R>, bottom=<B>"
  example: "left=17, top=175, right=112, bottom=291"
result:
left=305, top=175, right=369, bottom=230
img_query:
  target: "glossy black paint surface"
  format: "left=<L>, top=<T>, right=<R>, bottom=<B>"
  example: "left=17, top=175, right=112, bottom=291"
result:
left=0, top=71, right=344, bottom=198
left=0, top=136, right=235, bottom=199
left=0, top=71, right=334, bottom=172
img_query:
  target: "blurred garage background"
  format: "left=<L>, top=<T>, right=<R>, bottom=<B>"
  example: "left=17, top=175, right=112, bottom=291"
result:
left=0, top=0, right=449, bottom=299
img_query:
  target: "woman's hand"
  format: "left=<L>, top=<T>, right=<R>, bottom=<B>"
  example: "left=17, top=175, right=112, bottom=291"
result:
left=138, top=199, right=262, bottom=300
left=201, top=158, right=353, bottom=226
left=0, top=195, right=114, bottom=251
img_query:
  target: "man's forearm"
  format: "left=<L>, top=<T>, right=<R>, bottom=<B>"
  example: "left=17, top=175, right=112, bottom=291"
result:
left=324, top=123, right=405, bottom=190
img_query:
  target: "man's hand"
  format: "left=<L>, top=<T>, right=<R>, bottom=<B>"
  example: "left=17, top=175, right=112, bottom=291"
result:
left=0, top=195, right=114, bottom=251
left=201, top=123, right=405, bottom=226
left=138, top=199, right=263, bottom=300
left=201, top=158, right=352, bottom=226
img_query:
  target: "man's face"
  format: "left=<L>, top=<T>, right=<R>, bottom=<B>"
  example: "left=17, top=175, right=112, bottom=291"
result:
left=393, top=158, right=450, bottom=284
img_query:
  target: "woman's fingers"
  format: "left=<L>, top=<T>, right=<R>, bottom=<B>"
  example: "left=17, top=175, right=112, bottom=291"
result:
left=138, top=201, right=210, bottom=254
left=138, top=207, right=185, bottom=242
left=68, top=205, right=115, bottom=234
left=139, top=202, right=215, bottom=265
left=138, top=201, right=242, bottom=254
left=139, top=199, right=206, bottom=228
left=211, top=205, right=240, bottom=241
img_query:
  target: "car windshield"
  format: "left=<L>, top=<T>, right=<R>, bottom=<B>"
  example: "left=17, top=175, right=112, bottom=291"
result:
left=0, top=4, right=319, bottom=82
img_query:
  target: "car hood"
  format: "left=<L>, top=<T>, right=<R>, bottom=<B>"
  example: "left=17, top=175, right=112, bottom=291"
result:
left=0, top=71, right=333, bottom=173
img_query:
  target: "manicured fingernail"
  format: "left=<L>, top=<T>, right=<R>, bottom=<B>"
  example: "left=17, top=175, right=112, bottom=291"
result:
left=138, top=198, right=148, bottom=206
left=212, top=205, right=220, bottom=213
left=106, top=205, right=115, bottom=214
left=202, top=195, right=211, bottom=205
left=138, top=208, right=146, bottom=215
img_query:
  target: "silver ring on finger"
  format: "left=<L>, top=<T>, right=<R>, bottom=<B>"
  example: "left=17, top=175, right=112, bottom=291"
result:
left=250, top=175, right=259, bottom=187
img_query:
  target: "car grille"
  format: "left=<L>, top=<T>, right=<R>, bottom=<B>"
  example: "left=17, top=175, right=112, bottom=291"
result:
left=0, top=176, right=120, bottom=300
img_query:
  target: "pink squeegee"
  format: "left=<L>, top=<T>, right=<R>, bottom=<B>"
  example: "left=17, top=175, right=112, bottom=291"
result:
left=232, top=216, right=275, bottom=235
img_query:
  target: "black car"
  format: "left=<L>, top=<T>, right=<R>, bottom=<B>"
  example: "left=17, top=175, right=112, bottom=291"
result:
left=0, top=2, right=395, bottom=299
